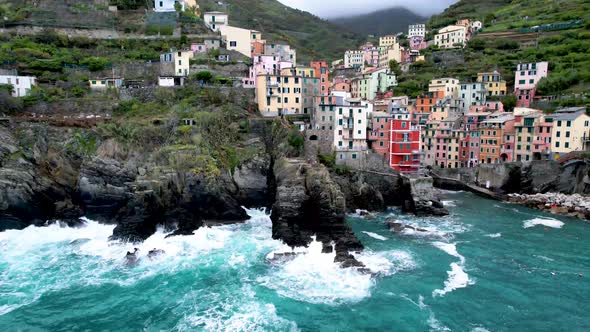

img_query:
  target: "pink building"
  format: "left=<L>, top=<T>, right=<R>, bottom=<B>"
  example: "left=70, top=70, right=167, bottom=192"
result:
left=191, top=43, right=207, bottom=54
left=485, top=101, right=504, bottom=112
left=514, top=61, right=548, bottom=107
left=409, top=36, right=427, bottom=50
left=242, top=55, right=293, bottom=88
left=362, top=43, right=380, bottom=67
left=368, top=112, right=392, bottom=157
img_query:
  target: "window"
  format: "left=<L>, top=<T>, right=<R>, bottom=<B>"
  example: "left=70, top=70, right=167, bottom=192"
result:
left=352, top=154, right=357, bottom=159
left=519, top=80, right=525, bottom=84
left=380, top=142, right=384, bottom=146
left=556, top=142, right=560, bottom=148
left=229, top=41, right=237, bottom=47
left=565, top=142, right=570, bottom=149
left=567, top=121, right=572, bottom=127
left=566, top=131, right=570, bottom=138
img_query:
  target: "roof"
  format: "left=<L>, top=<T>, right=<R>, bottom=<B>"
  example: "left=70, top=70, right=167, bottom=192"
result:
left=513, top=107, right=542, bottom=116
left=205, top=11, right=227, bottom=14
left=481, top=114, right=514, bottom=124
left=550, top=107, right=587, bottom=121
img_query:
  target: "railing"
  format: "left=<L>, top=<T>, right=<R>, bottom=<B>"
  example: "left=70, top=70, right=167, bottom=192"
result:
left=335, top=146, right=368, bottom=152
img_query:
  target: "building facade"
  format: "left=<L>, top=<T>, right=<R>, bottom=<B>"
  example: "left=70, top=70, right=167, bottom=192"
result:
left=203, top=11, right=228, bottom=32
left=434, top=25, right=468, bottom=49
left=408, top=24, right=426, bottom=37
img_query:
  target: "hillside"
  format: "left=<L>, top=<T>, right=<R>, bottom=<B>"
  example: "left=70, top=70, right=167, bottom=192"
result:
left=330, top=7, right=426, bottom=37
left=199, top=0, right=363, bottom=63
left=396, top=0, right=590, bottom=105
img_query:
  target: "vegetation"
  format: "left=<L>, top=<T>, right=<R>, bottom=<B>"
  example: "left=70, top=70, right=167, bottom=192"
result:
left=396, top=0, right=590, bottom=100
left=199, top=0, right=363, bottom=62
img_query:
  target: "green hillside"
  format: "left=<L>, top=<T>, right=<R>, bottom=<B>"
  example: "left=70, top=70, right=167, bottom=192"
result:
left=199, top=0, right=363, bottom=63
left=396, top=0, right=590, bottom=106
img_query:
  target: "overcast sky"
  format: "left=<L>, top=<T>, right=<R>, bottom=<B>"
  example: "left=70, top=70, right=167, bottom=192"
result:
left=278, top=0, right=458, bottom=18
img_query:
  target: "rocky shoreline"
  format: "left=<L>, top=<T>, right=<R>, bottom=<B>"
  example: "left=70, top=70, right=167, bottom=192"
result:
left=0, top=121, right=448, bottom=269
left=508, top=192, right=590, bottom=220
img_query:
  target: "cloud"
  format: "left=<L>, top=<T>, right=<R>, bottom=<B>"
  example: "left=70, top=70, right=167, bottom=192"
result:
left=278, top=0, right=458, bottom=18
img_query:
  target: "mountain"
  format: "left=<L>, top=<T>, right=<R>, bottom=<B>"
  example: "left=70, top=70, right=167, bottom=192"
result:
left=428, top=0, right=511, bottom=29
left=330, top=7, right=427, bottom=37
left=199, top=0, right=363, bottom=63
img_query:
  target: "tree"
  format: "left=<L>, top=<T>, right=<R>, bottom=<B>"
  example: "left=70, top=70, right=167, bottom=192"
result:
left=388, top=60, right=401, bottom=77
left=195, top=71, right=213, bottom=83
left=502, top=95, right=517, bottom=112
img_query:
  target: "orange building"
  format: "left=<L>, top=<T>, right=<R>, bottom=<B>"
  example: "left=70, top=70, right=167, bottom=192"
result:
left=310, top=60, right=329, bottom=95
left=416, top=90, right=444, bottom=113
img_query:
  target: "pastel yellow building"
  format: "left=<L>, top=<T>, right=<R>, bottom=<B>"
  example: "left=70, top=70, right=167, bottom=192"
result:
left=550, top=107, right=590, bottom=157
left=219, top=25, right=262, bottom=57
left=477, top=71, right=507, bottom=97
left=379, top=35, right=397, bottom=47
left=434, top=25, right=468, bottom=49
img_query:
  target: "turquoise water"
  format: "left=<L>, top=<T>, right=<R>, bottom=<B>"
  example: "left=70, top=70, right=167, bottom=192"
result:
left=1, top=192, right=589, bottom=331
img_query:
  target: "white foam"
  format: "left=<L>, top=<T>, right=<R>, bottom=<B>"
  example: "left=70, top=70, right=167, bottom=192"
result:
left=361, top=231, right=388, bottom=241
left=523, top=218, right=564, bottom=229
left=485, top=233, right=502, bottom=238
left=432, top=242, right=465, bottom=264
left=442, top=200, right=456, bottom=207
left=432, top=242, right=474, bottom=297
left=354, top=250, right=416, bottom=276
left=258, top=237, right=375, bottom=305
left=432, top=262, right=474, bottom=297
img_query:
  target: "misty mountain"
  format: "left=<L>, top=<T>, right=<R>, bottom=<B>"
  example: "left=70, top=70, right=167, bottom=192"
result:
left=330, top=6, right=427, bottom=36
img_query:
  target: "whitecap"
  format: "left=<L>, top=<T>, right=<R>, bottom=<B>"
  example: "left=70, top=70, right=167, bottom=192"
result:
left=442, top=200, right=456, bottom=207
left=432, top=262, right=475, bottom=297
left=523, top=218, right=564, bottom=229
left=258, top=237, right=375, bottom=305
left=432, top=242, right=474, bottom=297
left=354, top=250, right=416, bottom=276
left=361, top=231, right=388, bottom=241
left=485, top=233, right=501, bottom=238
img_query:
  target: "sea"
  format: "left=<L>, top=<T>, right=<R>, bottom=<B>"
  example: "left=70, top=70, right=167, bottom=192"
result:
left=1, top=191, right=589, bottom=331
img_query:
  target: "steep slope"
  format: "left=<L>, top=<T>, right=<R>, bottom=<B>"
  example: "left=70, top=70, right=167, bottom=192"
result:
left=395, top=0, right=590, bottom=99
left=331, top=7, right=427, bottom=36
left=199, top=0, right=363, bottom=63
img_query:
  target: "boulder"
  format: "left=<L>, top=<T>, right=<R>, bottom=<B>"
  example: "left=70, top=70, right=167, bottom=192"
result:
left=270, top=158, right=363, bottom=265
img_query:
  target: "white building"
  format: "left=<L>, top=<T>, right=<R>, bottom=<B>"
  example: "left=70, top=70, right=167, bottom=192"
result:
left=89, top=77, right=123, bottom=90
left=203, top=11, right=228, bottom=32
left=333, top=99, right=369, bottom=164
left=429, top=77, right=460, bottom=98
left=0, top=72, right=37, bottom=97
left=434, top=25, right=468, bottom=49
left=153, top=0, right=184, bottom=12
left=471, top=20, right=483, bottom=32
left=408, top=24, right=426, bottom=37
left=459, top=82, right=487, bottom=112
left=344, top=50, right=363, bottom=69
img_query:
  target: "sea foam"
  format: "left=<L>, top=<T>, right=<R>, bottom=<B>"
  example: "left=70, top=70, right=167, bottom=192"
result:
left=362, top=231, right=388, bottom=241
left=432, top=242, right=474, bottom=297
left=523, top=218, right=564, bottom=229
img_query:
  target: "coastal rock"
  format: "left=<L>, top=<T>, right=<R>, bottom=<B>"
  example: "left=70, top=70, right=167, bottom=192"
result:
left=232, top=157, right=271, bottom=207
left=399, top=175, right=449, bottom=216
left=508, top=192, right=590, bottom=220
left=387, top=221, right=428, bottom=233
left=270, top=158, right=364, bottom=265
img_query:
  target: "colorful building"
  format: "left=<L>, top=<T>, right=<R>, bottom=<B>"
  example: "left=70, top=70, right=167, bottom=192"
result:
left=549, top=107, right=590, bottom=157
left=459, top=82, right=487, bottom=112
left=429, top=78, right=460, bottom=99
left=219, top=25, right=262, bottom=57
left=242, top=55, right=293, bottom=88
left=478, top=113, right=515, bottom=164
left=190, top=43, right=207, bottom=54
left=514, top=62, right=549, bottom=107
left=379, top=35, right=397, bottom=47
left=264, top=43, right=297, bottom=64
left=0, top=71, right=36, bottom=97
left=388, top=108, right=422, bottom=172
left=310, top=61, right=329, bottom=95
left=203, top=11, right=228, bottom=32
left=256, top=69, right=313, bottom=117
left=513, top=111, right=552, bottom=161
left=351, top=68, right=396, bottom=101
left=434, top=25, right=468, bottom=49
left=477, top=71, right=507, bottom=97
left=408, top=24, right=426, bottom=37
left=344, top=50, right=364, bottom=69
left=430, top=98, right=462, bottom=121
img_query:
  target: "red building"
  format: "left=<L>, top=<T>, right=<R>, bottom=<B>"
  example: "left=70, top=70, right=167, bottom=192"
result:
left=388, top=114, right=422, bottom=173
left=515, top=87, right=536, bottom=107
left=367, top=113, right=392, bottom=157
left=310, top=60, right=329, bottom=95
